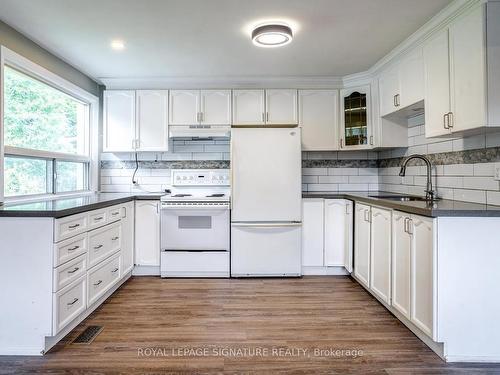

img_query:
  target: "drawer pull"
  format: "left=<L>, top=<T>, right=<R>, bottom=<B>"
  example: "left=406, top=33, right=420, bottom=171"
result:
left=68, top=267, right=80, bottom=274
left=94, top=280, right=103, bottom=286
left=94, top=216, right=104, bottom=221
left=67, top=245, right=80, bottom=252
left=112, top=236, right=119, bottom=241
left=111, top=268, right=119, bottom=273
left=93, top=244, right=103, bottom=250
left=67, top=298, right=79, bottom=306
left=111, top=212, right=119, bottom=216
left=68, top=224, right=80, bottom=229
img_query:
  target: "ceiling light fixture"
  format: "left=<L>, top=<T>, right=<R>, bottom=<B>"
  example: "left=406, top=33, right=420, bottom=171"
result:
left=110, top=40, right=125, bottom=51
left=251, top=24, right=293, bottom=48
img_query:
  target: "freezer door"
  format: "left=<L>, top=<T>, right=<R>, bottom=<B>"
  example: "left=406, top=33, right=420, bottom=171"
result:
left=231, top=222, right=302, bottom=277
left=231, top=127, right=302, bottom=222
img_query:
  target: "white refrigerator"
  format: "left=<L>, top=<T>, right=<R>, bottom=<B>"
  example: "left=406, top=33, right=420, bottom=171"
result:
left=230, top=127, right=302, bottom=277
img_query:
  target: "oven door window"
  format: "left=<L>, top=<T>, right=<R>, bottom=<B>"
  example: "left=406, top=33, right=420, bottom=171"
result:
left=178, top=216, right=212, bottom=229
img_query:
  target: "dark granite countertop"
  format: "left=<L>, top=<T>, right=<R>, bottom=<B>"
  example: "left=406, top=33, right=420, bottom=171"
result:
left=0, top=193, right=164, bottom=218
left=303, top=191, right=500, bottom=217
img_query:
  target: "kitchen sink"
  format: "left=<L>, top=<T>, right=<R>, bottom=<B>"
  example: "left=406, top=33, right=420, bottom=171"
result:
left=368, top=195, right=441, bottom=202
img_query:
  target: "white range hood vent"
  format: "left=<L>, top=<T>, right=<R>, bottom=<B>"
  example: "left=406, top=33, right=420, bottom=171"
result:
left=169, top=125, right=230, bottom=138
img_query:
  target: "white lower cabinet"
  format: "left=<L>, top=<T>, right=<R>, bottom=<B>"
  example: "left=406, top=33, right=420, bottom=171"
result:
left=53, top=276, right=86, bottom=335
left=370, top=207, right=392, bottom=304
left=392, top=211, right=435, bottom=338
left=135, top=200, right=160, bottom=267
left=354, top=203, right=371, bottom=287
left=87, top=252, right=121, bottom=306
left=121, top=202, right=135, bottom=274
left=302, top=198, right=353, bottom=274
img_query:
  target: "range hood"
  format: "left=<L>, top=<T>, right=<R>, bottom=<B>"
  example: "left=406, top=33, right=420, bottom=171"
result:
left=169, top=125, right=231, bottom=138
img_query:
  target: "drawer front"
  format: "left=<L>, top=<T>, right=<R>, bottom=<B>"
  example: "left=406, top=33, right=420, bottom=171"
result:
left=107, top=206, right=123, bottom=223
left=54, top=233, right=88, bottom=267
left=53, top=276, right=86, bottom=334
left=88, top=252, right=121, bottom=305
left=88, top=223, right=121, bottom=267
left=53, top=253, right=87, bottom=292
left=88, top=209, right=108, bottom=229
left=55, top=213, right=88, bottom=242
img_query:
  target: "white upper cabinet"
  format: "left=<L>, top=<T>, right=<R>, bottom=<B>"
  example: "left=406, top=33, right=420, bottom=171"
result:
left=299, top=90, right=339, bottom=151
left=233, top=89, right=297, bottom=126
left=169, top=90, right=200, bottom=125
left=423, top=29, right=451, bottom=137
left=136, top=90, right=169, bottom=151
left=423, top=2, right=500, bottom=137
left=232, top=90, right=265, bottom=125
left=265, top=89, right=298, bottom=125
left=103, top=90, right=136, bottom=152
left=379, top=47, right=424, bottom=117
left=340, top=85, right=372, bottom=149
left=200, top=90, right=231, bottom=125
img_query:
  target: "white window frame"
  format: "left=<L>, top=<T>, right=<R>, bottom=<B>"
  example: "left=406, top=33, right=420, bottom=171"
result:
left=0, top=46, right=99, bottom=203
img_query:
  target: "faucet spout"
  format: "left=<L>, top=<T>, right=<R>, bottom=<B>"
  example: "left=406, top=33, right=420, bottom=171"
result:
left=399, top=154, right=435, bottom=201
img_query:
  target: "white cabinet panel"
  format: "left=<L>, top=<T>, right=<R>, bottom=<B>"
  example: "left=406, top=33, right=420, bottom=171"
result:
left=103, top=90, right=136, bottom=152
left=135, top=200, right=160, bottom=266
left=299, top=90, right=338, bottom=151
left=121, top=202, right=135, bottom=274
left=370, top=207, right=392, bottom=304
left=324, top=199, right=352, bottom=272
left=169, top=90, right=200, bottom=125
left=379, top=65, right=400, bottom=117
left=302, top=199, right=324, bottom=267
left=399, top=47, right=424, bottom=108
left=354, top=203, right=371, bottom=287
left=392, top=212, right=411, bottom=320
left=449, top=5, right=487, bottom=132
left=200, top=90, right=231, bottom=125
left=411, top=215, right=435, bottom=338
left=232, top=90, right=265, bottom=125
left=423, top=29, right=451, bottom=137
left=136, top=90, right=169, bottom=151
left=266, top=89, right=298, bottom=125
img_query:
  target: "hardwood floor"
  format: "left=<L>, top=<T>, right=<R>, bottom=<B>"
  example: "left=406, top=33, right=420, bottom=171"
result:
left=1, top=276, right=500, bottom=374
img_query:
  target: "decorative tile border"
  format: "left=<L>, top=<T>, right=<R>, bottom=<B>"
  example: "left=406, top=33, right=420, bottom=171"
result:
left=101, top=160, right=230, bottom=170
left=302, top=159, right=378, bottom=168
left=378, top=146, right=500, bottom=168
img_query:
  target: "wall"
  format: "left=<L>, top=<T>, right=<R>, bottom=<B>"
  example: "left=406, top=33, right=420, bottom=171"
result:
left=378, top=114, right=500, bottom=205
left=100, top=138, right=230, bottom=193
left=0, top=21, right=100, bottom=96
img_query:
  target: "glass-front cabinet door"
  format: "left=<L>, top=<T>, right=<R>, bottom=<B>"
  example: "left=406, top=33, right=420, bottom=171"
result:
left=340, top=85, right=372, bottom=149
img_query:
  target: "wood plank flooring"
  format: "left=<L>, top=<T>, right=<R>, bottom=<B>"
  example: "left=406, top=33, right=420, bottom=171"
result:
left=1, top=276, right=500, bottom=374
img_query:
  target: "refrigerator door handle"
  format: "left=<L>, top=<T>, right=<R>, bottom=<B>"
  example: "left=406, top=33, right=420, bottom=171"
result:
left=231, top=222, right=302, bottom=228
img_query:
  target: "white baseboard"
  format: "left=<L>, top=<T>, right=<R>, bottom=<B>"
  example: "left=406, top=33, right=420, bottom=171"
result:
left=445, top=355, right=500, bottom=363
left=302, top=266, right=350, bottom=276
left=132, top=265, right=160, bottom=276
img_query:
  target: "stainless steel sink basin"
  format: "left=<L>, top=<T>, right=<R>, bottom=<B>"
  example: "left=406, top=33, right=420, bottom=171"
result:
left=368, top=195, right=441, bottom=202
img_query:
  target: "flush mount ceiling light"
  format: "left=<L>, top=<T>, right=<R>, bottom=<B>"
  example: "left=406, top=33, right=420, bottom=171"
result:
left=252, top=24, right=293, bottom=48
left=110, top=39, right=125, bottom=51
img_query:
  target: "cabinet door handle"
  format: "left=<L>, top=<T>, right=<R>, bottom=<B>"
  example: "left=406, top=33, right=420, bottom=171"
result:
left=68, top=224, right=80, bottom=229
left=443, top=113, right=449, bottom=129
left=262, top=112, right=265, bottom=123
left=112, top=236, right=119, bottom=241
left=67, top=245, right=79, bottom=252
left=111, top=268, right=119, bottom=273
left=68, top=267, right=80, bottom=274
left=67, top=298, right=79, bottom=306
left=394, top=95, right=397, bottom=107
left=94, top=280, right=103, bottom=286
left=266, top=112, right=269, bottom=122
left=396, top=94, right=400, bottom=107
left=404, top=217, right=408, bottom=233
left=369, top=135, right=374, bottom=145
left=340, top=138, right=344, bottom=149
left=93, top=244, right=103, bottom=250
left=448, top=112, right=453, bottom=128
left=407, top=219, right=413, bottom=235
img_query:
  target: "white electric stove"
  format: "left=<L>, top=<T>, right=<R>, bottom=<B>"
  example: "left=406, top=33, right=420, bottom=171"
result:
left=160, top=170, right=230, bottom=278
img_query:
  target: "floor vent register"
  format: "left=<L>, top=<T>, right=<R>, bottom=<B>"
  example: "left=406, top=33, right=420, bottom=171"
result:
left=72, top=326, right=104, bottom=344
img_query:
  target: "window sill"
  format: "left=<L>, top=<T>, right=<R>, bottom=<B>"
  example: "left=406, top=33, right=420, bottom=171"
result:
left=3, top=191, right=95, bottom=205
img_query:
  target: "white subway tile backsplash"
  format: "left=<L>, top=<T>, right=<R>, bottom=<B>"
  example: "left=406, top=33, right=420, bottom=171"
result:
left=462, top=176, right=499, bottom=191
left=319, top=175, right=349, bottom=184
left=473, top=163, right=495, bottom=176
left=302, top=176, right=319, bottom=184
left=349, top=175, right=378, bottom=184
left=328, top=168, right=358, bottom=176
left=308, top=184, right=339, bottom=192
left=453, top=189, right=486, bottom=204
left=303, top=168, right=328, bottom=176
left=443, top=164, right=474, bottom=176
left=486, top=191, right=500, bottom=206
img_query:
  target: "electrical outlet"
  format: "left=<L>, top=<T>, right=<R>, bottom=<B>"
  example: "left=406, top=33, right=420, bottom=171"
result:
left=494, top=163, right=500, bottom=181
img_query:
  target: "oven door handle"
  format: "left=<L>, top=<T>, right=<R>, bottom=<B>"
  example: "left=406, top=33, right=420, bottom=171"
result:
left=161, top=204, right=229, bottom=210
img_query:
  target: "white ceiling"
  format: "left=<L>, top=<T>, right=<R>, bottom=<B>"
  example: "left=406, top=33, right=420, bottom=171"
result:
left=0, top=0, right=452, bottom=83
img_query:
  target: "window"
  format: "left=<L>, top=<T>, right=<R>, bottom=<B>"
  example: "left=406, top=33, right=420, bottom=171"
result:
left=1, top=49, right=97, bottom=200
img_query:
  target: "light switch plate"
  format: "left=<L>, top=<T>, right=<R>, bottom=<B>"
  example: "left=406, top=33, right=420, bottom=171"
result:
left=494, top=163, right=500, bottom=181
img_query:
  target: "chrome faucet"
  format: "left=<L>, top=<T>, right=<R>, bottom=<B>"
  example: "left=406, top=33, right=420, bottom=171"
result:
left=399, top=154, right=435, bottom=201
